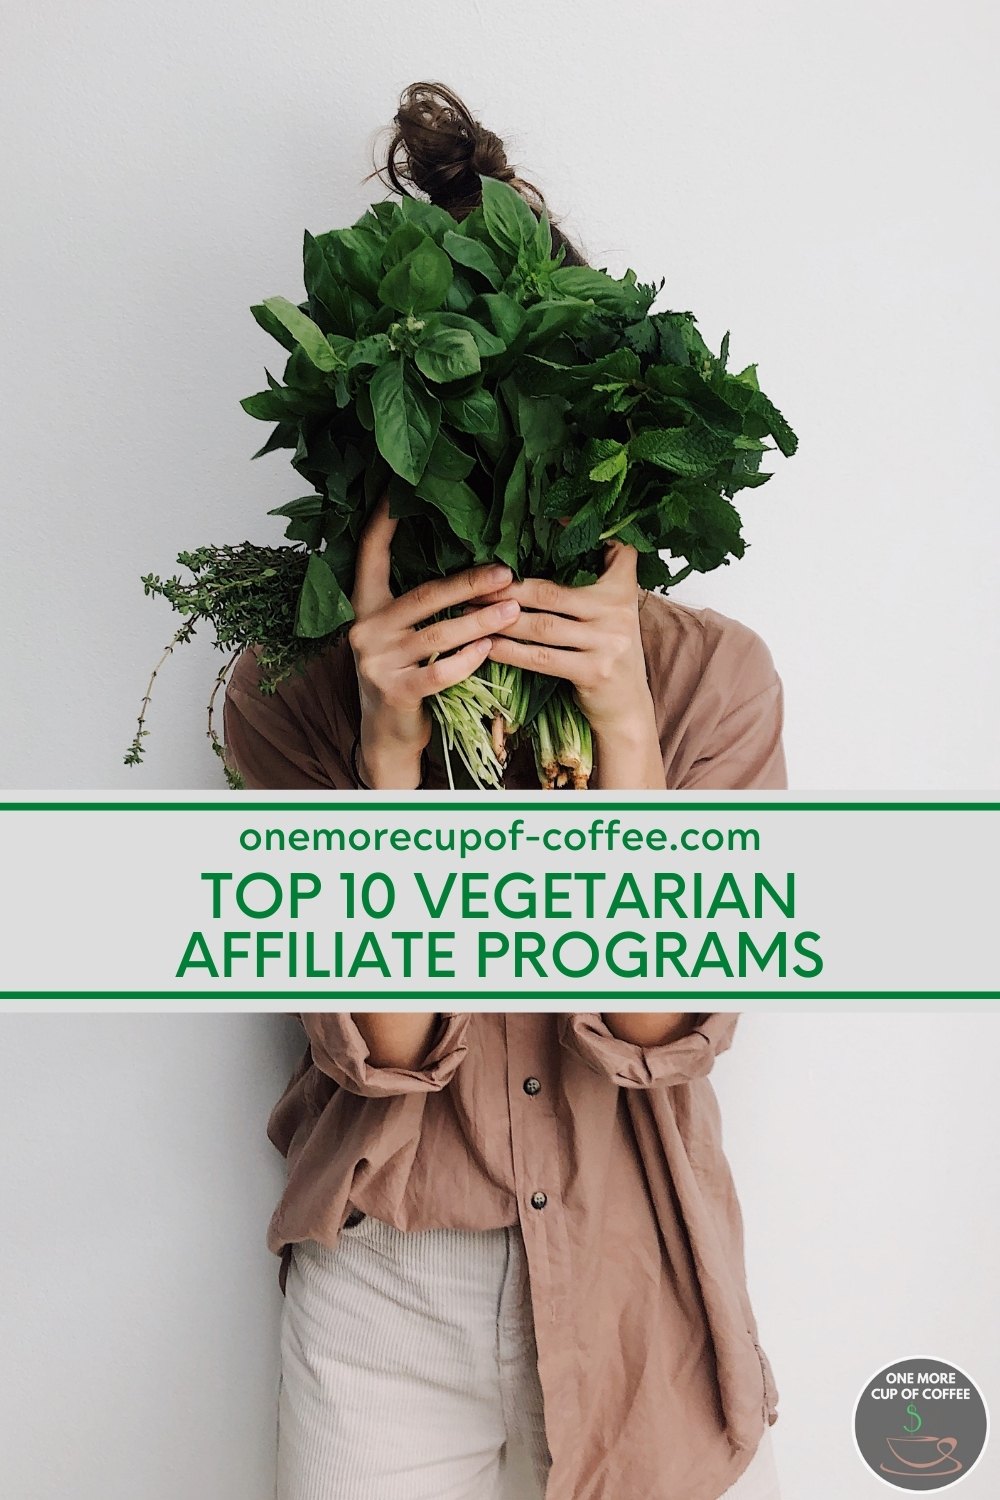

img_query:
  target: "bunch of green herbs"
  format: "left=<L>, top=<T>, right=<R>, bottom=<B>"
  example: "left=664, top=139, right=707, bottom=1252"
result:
left=127, top=176, right=797, bottom=788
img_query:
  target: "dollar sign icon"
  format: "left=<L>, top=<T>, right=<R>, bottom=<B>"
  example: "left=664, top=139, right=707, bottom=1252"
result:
left=903, top=1403, right=923, bottom=1434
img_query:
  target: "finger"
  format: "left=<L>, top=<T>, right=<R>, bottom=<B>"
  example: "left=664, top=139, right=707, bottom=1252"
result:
left=472, top=575, right=600, bottom=620
left=351, top=492, right=398, bottom=616
left=490, top=610, right=592, bottom=651
left=401, top=600, right=521, bottom=664
left=486, top=635, right=587, bottom=681
left=600, top=538, right=639, bottom=587
left=411, top=638, right=494, bottom=695
left=388, top=561, right=514, bottom=630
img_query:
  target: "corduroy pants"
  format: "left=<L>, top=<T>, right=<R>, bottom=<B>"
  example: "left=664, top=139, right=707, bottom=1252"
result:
left=275, top=1213, right=781, bottom=1500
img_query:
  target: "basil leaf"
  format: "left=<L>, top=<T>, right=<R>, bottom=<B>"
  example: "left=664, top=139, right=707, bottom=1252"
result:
left=378, top=237, right=454, bottom=314
left=431, top=312, right=506, bottom=358
left=260, top=296, right=343, bottom=371
left=250, top=421, right=297, bottom=459
left=477, top=293, right=527, bottom=347
left=413, top=471, right=491, bottom=557
left=397, top=196, right=458, bottom=243
left=294, top=551, right=355, bottom=638
left=413, top=326, right=481, bottom=383
left=267, top=495, right=324, bottom=519
left=240, top=387, right=330, bottom=421
left=348, top=334, right=394, bottom=370
left=250, top=301, right=301, bottom=353
left=443, top=386, right=499, bottom=434
left=313, top=226, right=383, bottom=301
left=481, top=175, right=541, bottom=255
left=426, top=430, right=476, bottom=481
left=370, top=358, right=441, bottom=482
left=549, top=266, right=648, bottom=318
left=496, top=445, right=527, bottom=569
left=442, top=230, right=503, bottom=289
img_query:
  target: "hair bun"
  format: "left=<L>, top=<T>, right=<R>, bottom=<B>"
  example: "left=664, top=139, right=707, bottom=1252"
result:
left=379, top=81, right=530, bottom=218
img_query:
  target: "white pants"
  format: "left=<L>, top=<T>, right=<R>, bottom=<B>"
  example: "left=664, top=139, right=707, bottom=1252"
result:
left=276, top=1214, right=781, bottom=1500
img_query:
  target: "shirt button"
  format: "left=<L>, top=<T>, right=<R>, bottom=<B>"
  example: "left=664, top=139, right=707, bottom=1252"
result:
left=523, top=1076, right=542, bottom=1095
left=530, top=1190, right=548, bottom=1210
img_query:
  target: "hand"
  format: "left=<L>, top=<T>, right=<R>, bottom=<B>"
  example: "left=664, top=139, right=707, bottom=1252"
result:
left=480, top=540, right=651, bottom=735
left=479, top=540, right=666, bottom=789
left=347, top=493, right=521, bottom=787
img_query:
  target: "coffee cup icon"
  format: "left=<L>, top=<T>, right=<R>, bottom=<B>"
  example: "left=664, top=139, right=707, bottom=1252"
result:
left=881, top=1435, right=963, bottom=1476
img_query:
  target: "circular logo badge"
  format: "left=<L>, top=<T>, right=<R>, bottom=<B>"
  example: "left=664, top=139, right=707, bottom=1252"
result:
left=854, top=1358, right=988, bottom=1489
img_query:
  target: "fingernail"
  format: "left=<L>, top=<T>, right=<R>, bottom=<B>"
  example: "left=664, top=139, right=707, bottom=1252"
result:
left=486, top=564, right=513, bottom=584
left=497, top=600, right=519, bottom=620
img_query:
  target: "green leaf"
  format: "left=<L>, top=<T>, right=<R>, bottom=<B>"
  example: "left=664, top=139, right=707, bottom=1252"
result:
left=748, top=391, right=798, bottom=457
left=480, top=175, right=540, bottom=255
left=539, top=474, right=576, bottom=520
left=377, top=236, right=453, bottom=314
left=312, top=226, right=383, bottom=301
left=628, top=424, right=732, bottom=478
left=431, top=312, right=506, bottom=358
left=267, top=495, right=324, bottom=519
left=548, top=266, right=648, bottom=318
left=533, top=204, right=553, bottom=263
left=382, top=222, right=427, bottom=268
left=397, top=196, right=458, bottom=242
left=370, top=358, right=441, bottom=482
left=442, top=230, right=503, bottom=289
left=553, top=497, right=604, bottom=564
left=250, top=421, right=298, bottom=459
left=496, top=445, right=528, bottom=569
left=443, top=386, right=499, bottom=434
left=348, top=333, right=394, bottom=370
left=294, top=551, right=355, bottom=638
left=726, top=467, right=772, bottom=494
left=514, top=389, right=567, bottom=462
left=413, top=326, right=481, bottom=383
left=684, top=491, right=745, bottom=570
left=589, top=445, right=627, bottom=483
left=522, top=299, right=591, bottom=347
left=240, top=387, right=331, bottom=421
left=442, top=274, right=477, bottom=314
left=260, top=296, right=343, bottom=371
left=355, top=382, right=374, bottom=431
left=270, top=490, right=328, bottom=547
left=477, top=292, right=527, bottom=347
left=302, top=232, right=359, bottom=335
left=250, top=301, right=300, bottom=353
left=413, top=471, right=490, bottom=557
left=635, top=552, right=676, bottom=590
left=735, top=363, right=759, bottom=390
left=426, top=429, right=476, bottom=481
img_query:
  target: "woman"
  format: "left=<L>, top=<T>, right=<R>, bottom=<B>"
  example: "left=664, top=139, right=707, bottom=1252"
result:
left=223, top=83, right=786, bottom=1500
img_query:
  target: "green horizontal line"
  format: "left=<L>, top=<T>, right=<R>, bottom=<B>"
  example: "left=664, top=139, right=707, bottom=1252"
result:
left=1, top=803, right=998, bottom=813
left=2, top=991, right=998, bottom=1001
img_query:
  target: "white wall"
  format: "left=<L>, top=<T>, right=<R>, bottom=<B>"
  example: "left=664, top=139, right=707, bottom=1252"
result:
left=0, top=1014, right=304, bottom=1500
left=0, top=1011, right=997, bottom=1499
left=1, top=0, right=997, bottom=790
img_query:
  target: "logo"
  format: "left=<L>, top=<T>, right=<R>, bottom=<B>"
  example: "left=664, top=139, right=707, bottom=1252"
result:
left=854, top=1358, right=988, bottom=1489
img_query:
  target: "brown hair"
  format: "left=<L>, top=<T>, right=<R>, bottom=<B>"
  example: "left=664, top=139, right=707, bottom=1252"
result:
left=368, top=81, right=587, bottom=266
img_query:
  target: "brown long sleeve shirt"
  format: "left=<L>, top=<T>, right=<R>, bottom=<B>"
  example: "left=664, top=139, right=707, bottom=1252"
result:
left=222, top=595, right=787, bottom=1500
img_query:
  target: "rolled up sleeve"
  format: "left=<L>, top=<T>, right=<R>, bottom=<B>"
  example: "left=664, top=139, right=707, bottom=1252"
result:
left=300, top=1012, right=472, bottom=1097
left=558, top=1012, right=739, bottom=1088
